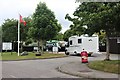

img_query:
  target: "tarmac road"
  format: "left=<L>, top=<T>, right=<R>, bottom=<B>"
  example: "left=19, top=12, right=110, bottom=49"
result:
left=2, top=55, right=81, bottom=78
left=2, top=52, right=119, bottom=79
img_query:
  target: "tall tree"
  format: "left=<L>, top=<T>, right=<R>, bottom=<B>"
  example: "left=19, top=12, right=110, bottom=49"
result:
left=2, top=17, right=32, bottom=52
left=2, top=17, right=32, bottom=42
left=2, top=19, right=18, bottom=42
left=30, top=2, right=61, bottom=53
left=66, top=2, right=120, bottom=60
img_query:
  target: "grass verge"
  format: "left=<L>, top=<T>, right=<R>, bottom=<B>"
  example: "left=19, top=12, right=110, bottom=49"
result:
left=87, top=60, right=120, bottom=74
left=0, top=52, right=67, bottom=61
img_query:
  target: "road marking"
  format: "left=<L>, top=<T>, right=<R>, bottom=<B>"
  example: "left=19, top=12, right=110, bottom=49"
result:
left=10, top=75, right=16, bottom=78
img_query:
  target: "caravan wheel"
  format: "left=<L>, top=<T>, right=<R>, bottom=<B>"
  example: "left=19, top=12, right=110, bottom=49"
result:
left=65, top=52, right=69, bottom=55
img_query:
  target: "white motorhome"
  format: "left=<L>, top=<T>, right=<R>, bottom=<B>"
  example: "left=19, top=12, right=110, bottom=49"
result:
left=65, top=34, right=99, bottom=56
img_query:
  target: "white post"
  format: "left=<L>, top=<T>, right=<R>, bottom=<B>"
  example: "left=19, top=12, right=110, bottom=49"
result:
left=18, top=15, right=20, bottom=56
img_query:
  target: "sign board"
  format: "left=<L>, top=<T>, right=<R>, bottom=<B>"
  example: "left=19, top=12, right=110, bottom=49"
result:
left=53, top=47, right=58, bottom=53
left=117, top=38, right=120, bottom=43
left=2, top=42, right=12, bottom=50
left=34, top=47, right=38, bottom=51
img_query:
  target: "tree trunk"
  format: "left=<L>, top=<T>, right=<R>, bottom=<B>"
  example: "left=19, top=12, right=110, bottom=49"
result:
left=20, top=41, right=23, bottom=53
left=37, top=40, right=41, bottom=54
left=41, top=40, right=43, bottom=53
left=40, top=40, right=45, bottom=54
left=105, top=32, right=110, bottom=61
left=43, top=40, right=46, bottom=53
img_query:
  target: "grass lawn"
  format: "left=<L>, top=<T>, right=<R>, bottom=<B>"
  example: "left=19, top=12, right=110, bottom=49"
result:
left=0, top=52, right=67, bottom=61
left=88, top=60, right=120, bottom=74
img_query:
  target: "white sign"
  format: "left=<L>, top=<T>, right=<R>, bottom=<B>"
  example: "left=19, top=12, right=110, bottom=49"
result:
left=34, top=47, right=38, bottom=51
left=117, top=38, right=120, bottom=43
left=53, top=47, right=58, bottom=53
left=2, top=42, right=12, bottom=50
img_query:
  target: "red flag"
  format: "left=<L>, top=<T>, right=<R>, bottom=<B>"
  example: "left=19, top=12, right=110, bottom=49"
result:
left=20, top=15, right=23, bottom=23
left=19, top=15, right=26, bottom=26
left=23, top=21, right=26, bottom=26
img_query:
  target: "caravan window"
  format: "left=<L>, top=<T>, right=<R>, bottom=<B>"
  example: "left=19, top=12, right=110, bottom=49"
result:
left=78, top=39, right=82, bottom=44
left=70, top=40, right=72, bottom=45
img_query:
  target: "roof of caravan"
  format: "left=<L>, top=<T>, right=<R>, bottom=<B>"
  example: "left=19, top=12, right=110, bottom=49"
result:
left=69, top=34, right=98, bottom=38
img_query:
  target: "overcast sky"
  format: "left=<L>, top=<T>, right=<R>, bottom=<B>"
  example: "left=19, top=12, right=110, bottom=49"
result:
left=0, top=0, right=80, bottom=33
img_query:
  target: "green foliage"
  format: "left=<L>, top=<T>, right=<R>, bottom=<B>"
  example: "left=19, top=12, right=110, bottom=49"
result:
left=99, top=30, right=106, bottom=46
left=20, top=17, right=32, bottom=42
left=25, top=38, right=33, bottom=45
left=65, top=14, right=86, bottom=33
left=31, top=2, right=62, bottom=41
left=65, top=2, right=120, bottom=60
left=73, top=2, right=120, bottom=35
left=2, top=19, right=18, bottom=42
left=65, top=2, right=120, bottom=36
left=2, top=17, right=33, bottom=44
left=63, top=29, right=74, bottom=41
left=53, top=32, right=64, bottom=41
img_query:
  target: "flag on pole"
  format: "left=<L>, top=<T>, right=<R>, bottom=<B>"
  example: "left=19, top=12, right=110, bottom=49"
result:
left=18, top=15, right=20, bottom=56
left=18, top=14, right=26, bottom=56
left=20, top=15, right=26, bottom=26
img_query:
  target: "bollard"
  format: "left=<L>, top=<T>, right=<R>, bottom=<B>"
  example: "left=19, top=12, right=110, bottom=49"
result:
left=81, top=49, right=88, bottom=63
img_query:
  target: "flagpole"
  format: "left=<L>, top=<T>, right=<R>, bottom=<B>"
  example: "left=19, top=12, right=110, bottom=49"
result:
left=18, top=15, right=20, bottom=56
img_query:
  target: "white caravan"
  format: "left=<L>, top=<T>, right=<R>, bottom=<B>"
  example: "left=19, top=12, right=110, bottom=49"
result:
left=66, top=34, right=99, bottom=56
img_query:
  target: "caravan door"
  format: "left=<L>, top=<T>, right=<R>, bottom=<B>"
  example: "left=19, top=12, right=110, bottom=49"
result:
left=67, top=36, right=82, bottom=55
